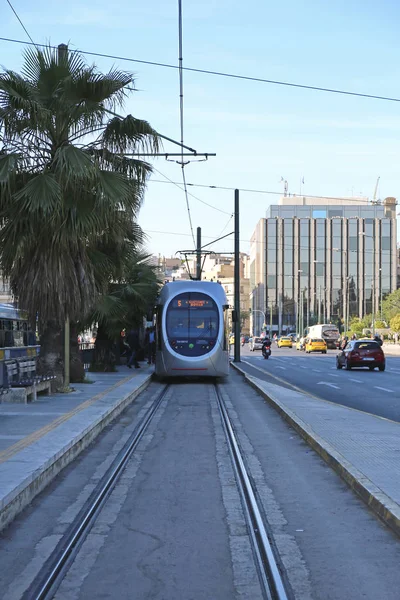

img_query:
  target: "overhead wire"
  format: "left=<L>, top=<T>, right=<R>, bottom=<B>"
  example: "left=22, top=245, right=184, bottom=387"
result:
left=144, top=228, right=389, bottom=257
left=5, top=2, right=36, bottom=47
left=1, top=36, right=400, bottom=103
left=149, top=179, right=397, bottom=206
left=151, top=167, right=231, bottom=214
left=177, top=0, right=195, bottom=248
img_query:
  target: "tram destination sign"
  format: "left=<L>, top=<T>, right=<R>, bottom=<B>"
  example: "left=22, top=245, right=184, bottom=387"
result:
left=173, top=298, right=213, bottom=308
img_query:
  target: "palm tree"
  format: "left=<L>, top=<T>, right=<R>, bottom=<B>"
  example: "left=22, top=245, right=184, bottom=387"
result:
left=0, top=44, right=159, bottom=384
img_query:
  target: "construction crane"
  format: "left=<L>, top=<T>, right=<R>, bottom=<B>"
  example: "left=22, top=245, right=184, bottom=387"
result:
left=372, top=176, right=380, bottom=204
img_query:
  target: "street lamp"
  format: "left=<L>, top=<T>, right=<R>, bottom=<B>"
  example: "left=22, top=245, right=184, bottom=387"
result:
left=296, top=269, right=303, bottom=336
left=379, top=267, right=383, bottom=322
left=359, top=232, right=376, bottom=335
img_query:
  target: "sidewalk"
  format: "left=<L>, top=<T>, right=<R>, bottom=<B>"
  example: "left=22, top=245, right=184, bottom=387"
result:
left=232, top=363, right=400, bottom=537
left=382, top=343, right=400, bottom=356
left=0, top=366, right=153, bottom=532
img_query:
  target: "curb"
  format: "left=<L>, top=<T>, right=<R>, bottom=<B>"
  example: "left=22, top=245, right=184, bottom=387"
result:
left=231, top=362, right=400, bottom=539
left=0, top=373, right=153, bottom=532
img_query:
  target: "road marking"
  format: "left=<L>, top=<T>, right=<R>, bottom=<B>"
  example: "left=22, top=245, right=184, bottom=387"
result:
left=349, top=378, right=362, bottom=383
left=300, top=366, right=307, bottom=369
left=317, top=381, right=340, bottom=389
left=312, top=369, right=321, bottom=373
left=374, top=386, right=394, bottom=393
left=329, top=374, right=339, bottom=378
left=275, top=366, right=285, bottom=370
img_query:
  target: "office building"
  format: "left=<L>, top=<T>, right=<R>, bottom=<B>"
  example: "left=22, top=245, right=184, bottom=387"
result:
left=249, top=196, right=397, bottom=335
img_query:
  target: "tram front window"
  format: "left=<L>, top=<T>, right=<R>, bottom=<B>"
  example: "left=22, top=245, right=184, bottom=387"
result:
left=166, top=292, right=219, bottom=356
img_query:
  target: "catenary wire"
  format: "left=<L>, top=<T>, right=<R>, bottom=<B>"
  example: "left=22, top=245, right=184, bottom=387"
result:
left=145, top=229, right=390, bottom=258
left=5, top=2, right=36, bottom=47
left=1, top=36, right=400, bottom=103
left=149, top=179, right=397, bottom=206
left=151, top=169, right=232, bottom=216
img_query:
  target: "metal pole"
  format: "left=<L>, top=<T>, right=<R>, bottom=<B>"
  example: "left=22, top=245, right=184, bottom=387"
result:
left=372, top=282, right=375, bottom=336
left=234, top=189, right=240, bottom=362
left=64, top=317, right=70, bottom=388
left=270, top=300, right=272, bottom=335
left=318, top=286, right=321, bottom=323
left=306, top=288, right=309, bottom=330
left=59, top=43, right=70, bottom=388
left=196, top=227, right=201, bottom=280
left=380, top=271, right=383, bottom=322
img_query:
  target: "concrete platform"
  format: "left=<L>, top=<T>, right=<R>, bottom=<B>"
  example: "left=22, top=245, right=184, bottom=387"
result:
left=0, top=366, right=153, bottom=532
left=232, top=362, right=400, bottom=538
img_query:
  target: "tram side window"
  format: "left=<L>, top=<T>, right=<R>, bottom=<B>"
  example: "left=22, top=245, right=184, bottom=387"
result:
left=223, top=306, right=229, bottom=350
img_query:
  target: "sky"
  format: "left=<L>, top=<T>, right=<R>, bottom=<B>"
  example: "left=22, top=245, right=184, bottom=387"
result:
left=2, top=0, right=400, bottom=259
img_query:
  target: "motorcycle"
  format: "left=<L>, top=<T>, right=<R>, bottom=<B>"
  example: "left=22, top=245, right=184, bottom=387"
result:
left=262, top=345, right=271, bottom=359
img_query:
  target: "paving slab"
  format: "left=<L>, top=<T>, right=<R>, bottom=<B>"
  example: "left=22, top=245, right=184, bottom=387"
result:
left=232, top=362, right=400, bottom=537
left=0, top=366, right=153, bottom=531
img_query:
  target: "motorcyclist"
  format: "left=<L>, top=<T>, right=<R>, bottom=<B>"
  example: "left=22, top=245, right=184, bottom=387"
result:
left=262, top=336, right=272, bottom=356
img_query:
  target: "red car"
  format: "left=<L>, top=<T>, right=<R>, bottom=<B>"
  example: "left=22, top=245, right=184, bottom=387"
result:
left=336, top=339, right=385, bottom=371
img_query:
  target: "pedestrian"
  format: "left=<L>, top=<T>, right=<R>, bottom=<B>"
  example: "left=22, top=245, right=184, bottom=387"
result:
left=395, top=332, right=399, bottom=345
left=126, top=328, right=140, bottom=369
left=148, top=326, right=156, bottom=364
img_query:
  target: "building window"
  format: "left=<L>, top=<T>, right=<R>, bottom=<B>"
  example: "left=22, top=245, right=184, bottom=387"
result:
left=313, top=209, right=327, bottom=218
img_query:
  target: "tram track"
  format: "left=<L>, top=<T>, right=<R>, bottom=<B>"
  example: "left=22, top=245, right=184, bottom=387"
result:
left=23, top=384, right=170, bottom=600
left=214, top=384, right=289, bottom=600
left=23, top=381, right=290, bottom=600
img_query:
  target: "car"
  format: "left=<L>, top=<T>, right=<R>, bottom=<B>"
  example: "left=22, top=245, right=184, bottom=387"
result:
left=249, top=336, right=263, bottom=351
left=336, top=339, right=385, bottom=371
left=229, top=334, right=235, bottom=345
left=305, top=338, right=327, bottom=353
left=277, top=336, right=293, bottom=348
left=287, top=333, right=297, bottom=341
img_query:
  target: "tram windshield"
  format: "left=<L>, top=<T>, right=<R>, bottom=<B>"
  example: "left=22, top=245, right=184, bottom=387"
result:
left=166, top=292, right=219, bottom=356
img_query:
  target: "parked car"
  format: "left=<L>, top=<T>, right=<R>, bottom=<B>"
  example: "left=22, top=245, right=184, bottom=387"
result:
left=336, top=339, right=385, bottom=371
left=249, top=336, right=264, bottom=351
left=277, top=336, right=292, bottom=348
left=305, top=338, right=327, bottom=353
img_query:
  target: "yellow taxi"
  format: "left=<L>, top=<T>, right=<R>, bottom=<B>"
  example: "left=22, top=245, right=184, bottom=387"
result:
left=305, top=337, right=327, bottom=354
left=277, top=336, right=292, bottom=348
left=229, top=334, right=235, bottom=345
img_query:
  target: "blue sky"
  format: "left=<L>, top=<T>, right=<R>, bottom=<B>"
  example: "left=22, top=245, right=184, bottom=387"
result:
left=2, top=0, right=400, bottom=257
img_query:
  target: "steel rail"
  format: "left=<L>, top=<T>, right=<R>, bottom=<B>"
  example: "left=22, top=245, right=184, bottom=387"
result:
left=215, top=385, right=289, bottom=600
left=25, top=384, right=169, bottom=600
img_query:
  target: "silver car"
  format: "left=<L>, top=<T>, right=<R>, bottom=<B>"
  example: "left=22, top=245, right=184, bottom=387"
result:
left=249, top=336, right=263, bottom=351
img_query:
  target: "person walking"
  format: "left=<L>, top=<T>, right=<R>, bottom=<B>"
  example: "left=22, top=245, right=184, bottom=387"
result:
left=127, top=328, right=140, bottom=369
left=148, top=327, right=156, bottom=364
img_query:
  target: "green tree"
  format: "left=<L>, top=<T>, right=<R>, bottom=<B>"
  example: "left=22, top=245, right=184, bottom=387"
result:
left=88, top=251, right=161, bottom=371
left=0, top=45, right=159, bottom=384
left=389, top=314, right=400, bottom=333
left=382, top=289, right=400, bottom=322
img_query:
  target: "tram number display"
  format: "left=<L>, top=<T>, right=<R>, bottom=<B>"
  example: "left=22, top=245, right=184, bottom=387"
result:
left=173, top=299, right=213, bottom=308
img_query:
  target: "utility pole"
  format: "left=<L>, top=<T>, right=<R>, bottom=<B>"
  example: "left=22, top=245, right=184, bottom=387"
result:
left=270, top=300, right=273, bottom=335
left=59, top=43, right=70, bottom=388
left=196, top=227, right=201, bottom=280
left=233, top=190, right=241, bottom=362
left=318, top=286, right=321, bottom=324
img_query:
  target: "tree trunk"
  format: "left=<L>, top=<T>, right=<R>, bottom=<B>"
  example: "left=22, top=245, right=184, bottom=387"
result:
left=90, top=321, right=116, bottom=372
left=36, top=320, right=64, bottom=389
left=70, top=322, right=85, bottom=383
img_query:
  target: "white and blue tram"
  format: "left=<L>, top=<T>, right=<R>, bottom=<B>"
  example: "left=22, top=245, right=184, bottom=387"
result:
left=155, top=280, right=230, bottom=378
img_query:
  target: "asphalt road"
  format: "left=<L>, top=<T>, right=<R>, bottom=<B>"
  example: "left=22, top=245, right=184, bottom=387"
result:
left=235, top=343, right=400, bottom=422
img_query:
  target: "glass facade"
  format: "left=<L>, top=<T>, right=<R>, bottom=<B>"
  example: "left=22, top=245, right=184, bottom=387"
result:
left=254, top=204, right=397, bottom=334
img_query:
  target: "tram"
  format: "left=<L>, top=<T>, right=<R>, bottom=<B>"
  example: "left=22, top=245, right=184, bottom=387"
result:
left=154, top=280, right=230, bottom=378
